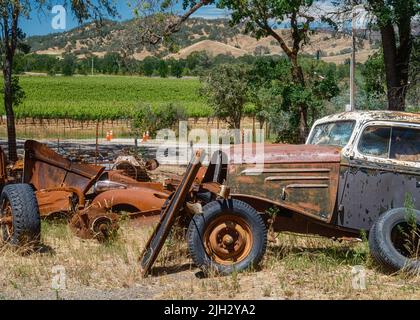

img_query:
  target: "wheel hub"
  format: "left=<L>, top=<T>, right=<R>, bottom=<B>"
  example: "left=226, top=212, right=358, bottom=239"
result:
left=204, top=215, right=253, bottom=265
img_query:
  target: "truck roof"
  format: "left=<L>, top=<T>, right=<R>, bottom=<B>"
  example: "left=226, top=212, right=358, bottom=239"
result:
left=315, top=111, right=420, bottom=125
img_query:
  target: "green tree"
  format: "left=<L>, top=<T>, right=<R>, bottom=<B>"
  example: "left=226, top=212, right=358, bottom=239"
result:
left=102, top=52, right=122, bottom=74
left=131, top=103, right=186, bottom=137
left=365, top=0, right=419, bottom=111
left=0, top=0, right=117, bottom=161
left=362, top=51, right=386, bottom=96
left=158, top=60, right=169, bottom=78
left=217, top=0, right=320, bottom=142
left=62, top=54, right=76, bottom=76
left=200, top=64, right=250, bottom=129
left=248, top=56, right=288, bottom=130
left=1, top=76, right=25, bottom=107
left=170, top=59, right=184, bottom=78
left=142, top=56, right=158, bottom=77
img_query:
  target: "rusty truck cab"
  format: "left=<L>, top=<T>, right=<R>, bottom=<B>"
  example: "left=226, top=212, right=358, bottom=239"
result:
left=309, top=111, right=420, bottom=232
left=224, top=111, right=420, bottom=239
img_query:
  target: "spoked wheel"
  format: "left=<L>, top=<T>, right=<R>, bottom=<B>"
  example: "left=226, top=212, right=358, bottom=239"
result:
left=203, top=215, right=253, bottom=265
left=188, top=199, right=267, bottom=275
left=0, top=198, right=14, bottom=242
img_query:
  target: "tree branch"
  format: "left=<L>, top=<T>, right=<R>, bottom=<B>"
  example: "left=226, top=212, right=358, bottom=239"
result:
left=147, top=0, right=212, bottom=45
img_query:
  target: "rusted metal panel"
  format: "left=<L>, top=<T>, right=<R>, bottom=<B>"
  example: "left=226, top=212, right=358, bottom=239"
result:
left=139, top=150, right=205, bottom=276
left=229, top=144, right=342, bottom=164
left=228, top=161, right=340, bottom=222
left=337, top=159, right=420, bottom=231
left=270, top=207, right=359, bottom=238
left=36, top=190, right=73, bottom=217
left=91, top=187, right=168, bottom=215
left=24, top=140, right=104, bottom=193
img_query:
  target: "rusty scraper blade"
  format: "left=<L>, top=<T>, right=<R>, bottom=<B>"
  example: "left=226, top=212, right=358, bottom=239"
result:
left=139, top=149, right=205, bottom=277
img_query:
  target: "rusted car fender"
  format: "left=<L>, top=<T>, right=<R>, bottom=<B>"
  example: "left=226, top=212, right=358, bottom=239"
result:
left=91, top=187, right=169, bottom=216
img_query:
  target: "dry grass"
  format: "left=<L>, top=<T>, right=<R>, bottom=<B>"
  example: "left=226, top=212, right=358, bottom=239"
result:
left=0, top=220, right=419, bottom=300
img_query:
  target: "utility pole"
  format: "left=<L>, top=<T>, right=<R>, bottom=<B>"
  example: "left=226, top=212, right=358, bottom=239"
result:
left=348, top=0, right=357, bottom=112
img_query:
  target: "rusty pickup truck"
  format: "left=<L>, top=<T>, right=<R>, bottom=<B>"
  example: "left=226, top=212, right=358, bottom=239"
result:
left=145, top=111, right=419, bottom=275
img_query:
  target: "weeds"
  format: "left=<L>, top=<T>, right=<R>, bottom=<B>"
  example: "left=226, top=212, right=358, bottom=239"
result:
left=0, top=218, right=419, bottom=299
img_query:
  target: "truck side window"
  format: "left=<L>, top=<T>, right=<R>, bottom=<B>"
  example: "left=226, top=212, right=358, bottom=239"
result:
left=358, top=126, right=391, bottom=158
left=390, top=127, right=420, bottom=162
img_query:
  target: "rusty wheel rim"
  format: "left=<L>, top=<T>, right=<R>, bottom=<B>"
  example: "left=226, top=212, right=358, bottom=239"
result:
left=204, top=215, right=253, bottom=265
left=1, top=199, right=13, bottom=241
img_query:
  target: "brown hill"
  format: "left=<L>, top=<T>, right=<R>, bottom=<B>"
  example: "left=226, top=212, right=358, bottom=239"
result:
left=166, top=40, right=248, bottom=59
left=28, top=18, right=378, bottom=65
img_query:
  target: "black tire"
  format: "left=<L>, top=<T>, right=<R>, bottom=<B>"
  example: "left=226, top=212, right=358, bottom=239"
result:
left=187, top=199, right=267, bottom=275
left=369, top=208, right=420, bottom=274
left=0, top=184, right=41, bottom=246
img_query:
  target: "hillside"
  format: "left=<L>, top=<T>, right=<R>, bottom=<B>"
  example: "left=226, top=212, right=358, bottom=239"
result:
left=26, top=18, right=378, bottom=64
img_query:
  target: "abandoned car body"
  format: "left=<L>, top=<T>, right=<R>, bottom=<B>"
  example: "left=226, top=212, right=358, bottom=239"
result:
left=0, top=140, right=171, bottom=241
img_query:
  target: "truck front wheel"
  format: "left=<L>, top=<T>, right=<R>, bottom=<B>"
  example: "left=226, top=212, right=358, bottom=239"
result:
left=187, top=199, right=267, bottom=275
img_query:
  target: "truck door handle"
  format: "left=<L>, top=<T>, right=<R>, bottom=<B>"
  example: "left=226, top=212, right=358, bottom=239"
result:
left=417, top=181, right=420, bottom=188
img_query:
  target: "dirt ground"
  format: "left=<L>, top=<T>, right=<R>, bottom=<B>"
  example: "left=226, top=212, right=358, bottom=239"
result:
left=0, top=218, right=419, bottom=300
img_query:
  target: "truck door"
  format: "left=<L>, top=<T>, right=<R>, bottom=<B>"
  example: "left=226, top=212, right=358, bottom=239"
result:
left=338, top=123, right=420, bottom=231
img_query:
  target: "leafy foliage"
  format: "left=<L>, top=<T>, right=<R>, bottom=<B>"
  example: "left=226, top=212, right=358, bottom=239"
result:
left=62, top=54, right=77, bottom=76
left=131, top=103, right=187, bottom=136
left=200, top=64, right=250, bottom=129
left=0, top=76, right=25, bottom=107
left=362, top=51, right=386, bottom=96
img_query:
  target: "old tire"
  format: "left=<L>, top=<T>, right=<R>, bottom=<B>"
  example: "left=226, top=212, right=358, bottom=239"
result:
left=0, top=184, right=41, bottom=247
left=187, top=199, right=267, bottom=275
left=369, top=208, right=420, bottom=274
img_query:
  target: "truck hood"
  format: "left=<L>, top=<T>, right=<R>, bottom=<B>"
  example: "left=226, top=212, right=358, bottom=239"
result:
left=228, top=144, right=342, bottom=164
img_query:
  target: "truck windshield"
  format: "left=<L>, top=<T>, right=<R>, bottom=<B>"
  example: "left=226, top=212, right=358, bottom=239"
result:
left=308, top=121, right=355, bottom=147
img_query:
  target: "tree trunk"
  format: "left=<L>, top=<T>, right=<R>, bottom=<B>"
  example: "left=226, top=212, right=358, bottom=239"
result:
left=3, top=58, right=18, bottom=162
left=290, top=55, right=308, bottom=144
left=2, top=7, right=20, bottom=163
left=381, top=24, right=404, bottom=111
left=264, top=20, right=309, bottom=143
left=378, top=5, right=413, bottom=112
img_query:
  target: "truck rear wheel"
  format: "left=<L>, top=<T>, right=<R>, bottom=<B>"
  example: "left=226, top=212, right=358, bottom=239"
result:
left=0, top=184, right=41, bottom=247
left=187, top=199, right=267, bottom=275
left=369, top=208, right=420, bottom=274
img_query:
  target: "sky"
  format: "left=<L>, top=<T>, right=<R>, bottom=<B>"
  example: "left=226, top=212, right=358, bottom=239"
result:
left=21, top=0, right=362, bottom=37
left=21, top=1, right=231, bottom=36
